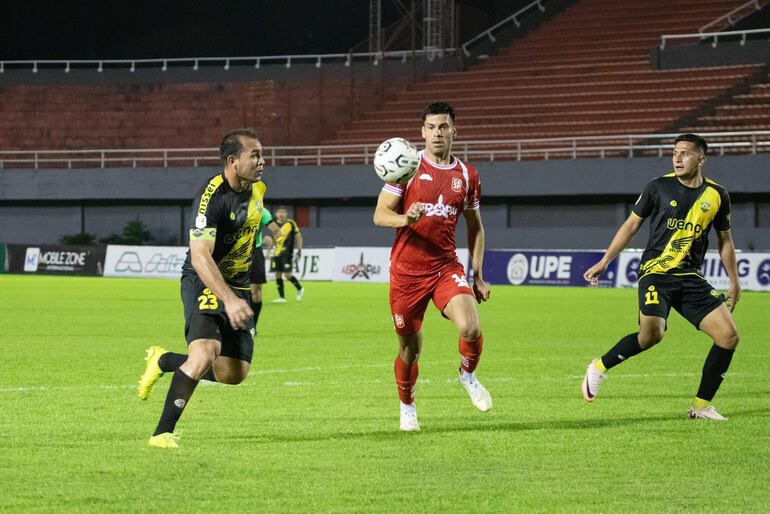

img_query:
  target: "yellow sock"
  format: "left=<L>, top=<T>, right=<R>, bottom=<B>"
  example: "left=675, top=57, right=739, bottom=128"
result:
left=594, top=359, right=608, bottom=373
left=693, top=397, right=710, bottom=409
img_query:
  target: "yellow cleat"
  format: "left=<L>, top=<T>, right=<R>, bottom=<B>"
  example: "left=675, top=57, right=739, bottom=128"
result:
left=138, top=346, right=167, bottom=400
left=147, top=432, right=179, bottom=449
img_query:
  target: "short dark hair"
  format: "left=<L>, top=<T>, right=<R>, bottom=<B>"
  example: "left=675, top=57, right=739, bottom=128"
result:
left=674, top=133, right=708, bottom=155
left=421, top=102, right=456, bottom=123
left=220, top=128, right=259, bottom=164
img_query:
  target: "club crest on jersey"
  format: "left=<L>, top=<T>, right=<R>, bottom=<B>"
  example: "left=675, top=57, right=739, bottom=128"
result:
left=452, top=177, right=462, bottom=192
left=394, top=314, right=405, bottom=328
left=669, top=200, right=677, bottom=207
left=700, top=202, right=711, bottom=212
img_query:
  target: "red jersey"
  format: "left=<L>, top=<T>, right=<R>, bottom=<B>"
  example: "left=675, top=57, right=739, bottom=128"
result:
left=382, top=151, right=481, bottom=277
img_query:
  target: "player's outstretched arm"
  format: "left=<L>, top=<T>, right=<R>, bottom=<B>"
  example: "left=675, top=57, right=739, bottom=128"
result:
left=584, top=213, right=644, bottom=285
left=717, top=229, right=741, bottom=311
left=464, top=208, right=490, bottom=303
left=267, top=221, right=282, bottom=245
left=190, top=239, right=253, bottom=329
left=373, top=189, right=422, bottom=228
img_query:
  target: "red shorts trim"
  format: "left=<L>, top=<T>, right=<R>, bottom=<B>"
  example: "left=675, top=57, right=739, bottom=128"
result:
left=389, top=261, right=473, bottom=335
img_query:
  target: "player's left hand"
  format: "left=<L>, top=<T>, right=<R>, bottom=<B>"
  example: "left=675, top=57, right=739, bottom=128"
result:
left=263, top=235, right=274, bottom=249
left=725, top=283, right=741, bottom=312
left=472, top=278, right=490, bottom=303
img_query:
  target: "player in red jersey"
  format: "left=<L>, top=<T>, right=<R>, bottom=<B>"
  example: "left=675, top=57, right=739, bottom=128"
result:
left=374, top=102, right=492, bottom=431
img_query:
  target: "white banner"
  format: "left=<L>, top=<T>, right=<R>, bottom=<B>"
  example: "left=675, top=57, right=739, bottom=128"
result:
left=104, top=245, right=188, bottom=279
left=266, top=248, right=335, bottom=281
left=331, top=247, right=471, bottom=283
left=332, top=247, right=391, bottom=283
left=616, top=250, right=770, bottom=291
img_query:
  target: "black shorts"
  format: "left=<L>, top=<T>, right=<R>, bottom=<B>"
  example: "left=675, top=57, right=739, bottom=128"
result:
left=638, top=273, right=724, bottom=329
left=180, top=273, right=255, bottom=363
left=270, top=252, right=293, bottom=273
left=249, top=249, right=267, bottom=285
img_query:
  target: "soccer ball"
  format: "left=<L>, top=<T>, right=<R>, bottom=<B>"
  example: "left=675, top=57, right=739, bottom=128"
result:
left=373, top=137, right=420, bottom=184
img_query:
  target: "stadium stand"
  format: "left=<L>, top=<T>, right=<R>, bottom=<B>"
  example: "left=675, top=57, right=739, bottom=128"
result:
left=322, top=0, right=764, bottom=149
left=683, top=70, right=770, bottom=135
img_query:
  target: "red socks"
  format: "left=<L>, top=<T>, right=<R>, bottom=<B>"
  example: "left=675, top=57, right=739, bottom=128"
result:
left=459, top=334, right=484, bottom=373
left=394, top=356, right=419, bottom=405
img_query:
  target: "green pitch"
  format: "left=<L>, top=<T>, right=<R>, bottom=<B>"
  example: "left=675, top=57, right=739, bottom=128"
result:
left=2, top=275, right=769, bottom=513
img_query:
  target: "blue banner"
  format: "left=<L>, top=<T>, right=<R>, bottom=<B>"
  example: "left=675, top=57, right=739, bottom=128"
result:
left=481, top=250, right=617, bottom=287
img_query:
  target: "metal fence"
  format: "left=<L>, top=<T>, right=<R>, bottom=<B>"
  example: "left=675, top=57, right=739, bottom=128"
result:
left=1, top=131, right=768, bottom=169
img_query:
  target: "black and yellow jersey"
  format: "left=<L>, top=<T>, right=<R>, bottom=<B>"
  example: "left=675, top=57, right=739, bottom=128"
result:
left=181, top=173, right=268, bottom=289
left=273, top=218, right=300, bottom=257
left=633, top=173, right=731, bottom=279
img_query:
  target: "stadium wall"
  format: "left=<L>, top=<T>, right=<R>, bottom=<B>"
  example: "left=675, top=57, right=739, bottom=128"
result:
left=1, top=155, right=769, bottom=250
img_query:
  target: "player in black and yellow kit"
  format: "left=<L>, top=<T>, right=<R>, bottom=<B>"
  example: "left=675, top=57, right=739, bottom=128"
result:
left=137, top=129, right=278, bottom=448
left=582, top=134, right=741, bottom=420
left=270, top=206, right=304, bottom=302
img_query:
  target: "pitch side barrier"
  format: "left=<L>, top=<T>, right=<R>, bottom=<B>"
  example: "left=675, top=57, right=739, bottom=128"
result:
left=483, top=249, right=770, bottom=292
left=8, top=244, right=767, bottom=292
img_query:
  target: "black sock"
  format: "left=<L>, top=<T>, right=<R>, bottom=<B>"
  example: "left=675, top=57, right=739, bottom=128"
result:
left=696, top=344, right=735, bottom=401
left=601, top=333, right=644, bottom=370
left=276, top=278, right=285, bottom=298
left=253, top=301, right=263, bottom=325
left=158, top=352, right=187, bottom=373
left=153, top=369, right=199, bottom=436
left=288, top=276, right=302, bottom=290
left=202, top=368, right=217, bottom=382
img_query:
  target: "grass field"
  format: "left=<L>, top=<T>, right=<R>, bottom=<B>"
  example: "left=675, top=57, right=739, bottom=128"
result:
left=1, top=274, right=769, bottom=513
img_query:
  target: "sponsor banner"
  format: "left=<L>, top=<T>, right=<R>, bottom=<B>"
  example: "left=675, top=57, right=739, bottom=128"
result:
left=104, top=245, right=187, bottom=279
left=482, top=250, right=617, bottom=287
left=6, top=244, right=106, bottom=276
left=332, top=247, right=391, bottom=283
left=266, top=247, right=334, bottom=281
left=617, top=250, right=770, bottom=291
left=331, top=247, right=470, bottom=283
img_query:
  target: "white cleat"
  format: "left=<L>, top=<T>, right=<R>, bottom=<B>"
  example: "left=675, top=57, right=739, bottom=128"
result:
left=296, top=288, right=304, bottom=302
left=400, top=402, right=420, bottom=432
left=581, top=359, right=606, bottom=403
left=273, top=297, right=287, bottom=303
left=458, top=371, right=492, bottom=412
left=688, top=405, right=727, bottom=421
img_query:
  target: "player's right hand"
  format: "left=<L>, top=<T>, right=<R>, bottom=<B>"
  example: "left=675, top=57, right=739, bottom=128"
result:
left=405, top=202, right=423, bottom=225
left=224, top=297, right=254, bottom=330
left=583, top=261, right=607, bottom=286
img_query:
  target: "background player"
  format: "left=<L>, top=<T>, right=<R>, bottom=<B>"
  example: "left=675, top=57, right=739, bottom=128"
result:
left=270, top=206, right=304, bottom=303
left=250, top=207, right=281, bottom=333
left=582, top=133, right=740, bottom=420
left=137, top=128, right=270, bottom=447
left=373, top=101, right=492, bottom=432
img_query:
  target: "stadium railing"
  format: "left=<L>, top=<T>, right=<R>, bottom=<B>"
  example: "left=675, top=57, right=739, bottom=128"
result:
left=1, top=131, right=768, bottom=169
left=660, top=27, right=770, bottom=49
left=0, top=48, right=459, bottom=74
left=460, top=0, right=547, bottom=57
left=699, top=0, right=770, bottom=33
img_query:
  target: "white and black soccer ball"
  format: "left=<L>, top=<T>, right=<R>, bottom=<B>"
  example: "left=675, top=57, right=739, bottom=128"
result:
left=373, top=137, right=420, bottom=184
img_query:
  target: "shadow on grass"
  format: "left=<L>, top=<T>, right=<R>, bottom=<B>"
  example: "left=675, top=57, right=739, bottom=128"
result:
left=230, top=414, right=682, bottom=444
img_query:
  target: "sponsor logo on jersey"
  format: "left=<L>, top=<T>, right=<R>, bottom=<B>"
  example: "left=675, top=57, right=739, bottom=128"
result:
left=669, top=236, right=694, bottom=253
left=418, top=173, right=433, bottom=181
left=198, top=178, right=222, bottom=216
left=223, top=224, right=258, bottom=244
left=666, top=218, right=703, bottom=234
left=422, top=195, right=458, bottom=218
left=452, top=177, right=462, bottom=192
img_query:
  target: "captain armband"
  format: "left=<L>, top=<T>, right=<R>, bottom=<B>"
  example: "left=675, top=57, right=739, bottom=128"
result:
left=190, top=227, right=217, bottom=241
